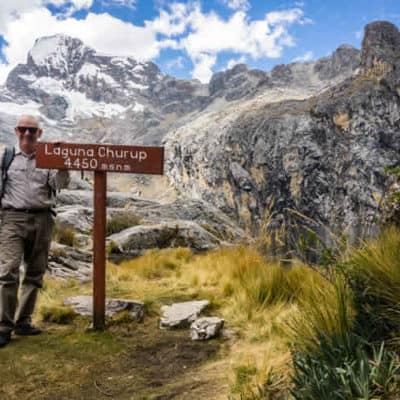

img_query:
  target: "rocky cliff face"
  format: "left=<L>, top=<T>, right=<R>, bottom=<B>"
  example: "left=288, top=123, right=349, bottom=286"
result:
left=164, top=21, right=400, bottom=248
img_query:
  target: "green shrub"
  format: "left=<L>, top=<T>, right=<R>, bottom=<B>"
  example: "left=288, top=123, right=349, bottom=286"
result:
left=344, top=225, right=400, bottom=344
left=289, top=226, right=400, bottom=400
left=106, top=213, right=141, bottom=235
left=291, top=338, right=400, bottom=400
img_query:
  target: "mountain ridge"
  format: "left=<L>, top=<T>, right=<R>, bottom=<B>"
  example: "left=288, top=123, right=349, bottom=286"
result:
left=0, top=32, right=358, bottom=146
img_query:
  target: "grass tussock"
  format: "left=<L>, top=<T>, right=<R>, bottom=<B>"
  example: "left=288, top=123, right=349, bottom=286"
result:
left=179, top=246, right=329, bottom=317
left=106, top=213, right=142, bottom=236
left=345, top=225, right=400, bottom=344
left=288, top=276, right=354, bottom=353
left=52, top=222, right=76, bottom=247
left=289, top=225, right=400, bottom=400
left=113, top=247, right=193, bottom=280
left=102, top=245, right=319, bottom=396
left=40, top=305, right=77, bottom=324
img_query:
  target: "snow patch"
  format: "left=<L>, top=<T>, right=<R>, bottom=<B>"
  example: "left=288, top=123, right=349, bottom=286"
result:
left=132, top=102, right=144, bottom=112
left=132, top=64, right=145, bottom=73
left=76, top=63, right=119, bottom=87
left=0, top=101, right=41, bottom=116
left=30, top=36, right=64, bottom=66
left=31, top=77, right=126, bottom=119
left=111, top=57, right=132, bottom=67
left=19, top=74, right=37, bottom=82
left=127, top=81, right=148, bottom=91
left=29, top=35, right=86, bottom=72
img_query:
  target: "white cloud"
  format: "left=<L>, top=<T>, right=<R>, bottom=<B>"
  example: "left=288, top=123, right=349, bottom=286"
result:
left=355, top=30, right=362, bottom=39
left=45, top=0, right=93, bottom=8
left=0, top=1, right=93, bottom=33
left=222, top=0, right=250, bottom=11
left=147, top=2, right=192, bottom=37
left=0, top=1, right=310, bottom=84
left=226, top=55, right=247, bottom=69
left=46, top=0, right=94, bottom=16
left=165, top=55, right=185, bottom=70
left=101, top=0, right=136, bottom=9
left=292, top=50, right=313, bottom=62
left=192, top=53, right=216, bottom=83
left=178, top=5, right=307, bottom=81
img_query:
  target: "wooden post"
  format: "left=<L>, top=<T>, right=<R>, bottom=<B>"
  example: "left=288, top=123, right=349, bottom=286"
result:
left=93, top=171, right=107, bottom=330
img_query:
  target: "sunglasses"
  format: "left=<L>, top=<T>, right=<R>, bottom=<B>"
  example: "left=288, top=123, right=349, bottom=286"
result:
left=16, top=126, right=39, bottom=135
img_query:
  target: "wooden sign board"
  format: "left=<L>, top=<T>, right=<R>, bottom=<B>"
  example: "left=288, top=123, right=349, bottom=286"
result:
left=35, top=141, right=164, bottom=330
left=36, top=142, right=164, bottom=175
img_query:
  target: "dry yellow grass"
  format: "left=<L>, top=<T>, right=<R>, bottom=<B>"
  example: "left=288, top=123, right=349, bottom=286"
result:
left=97, top=245, right=337, bottom=396
left=34, top=243, right=344, bottom=398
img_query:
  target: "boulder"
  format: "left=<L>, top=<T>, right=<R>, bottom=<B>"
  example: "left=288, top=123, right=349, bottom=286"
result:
left=130, top=198, right=247, bottom=242
left=190, top=317, right=224, bottom=341
left=48, top=242, right=92, bottom=282
left=55, top=198, right=247, bottom=244
left=64, top=295, right=145, bottom=321
left=56, top=190, right=157, bottom=208
left=67, top=171, right=93, bottom=190
left=160, top=300, right=209, bottom=329
left=56, top=190, right=93, bottom=208
left=108, top=220, right=222, bottom=255
left=56, top=205, right=93, bottom=233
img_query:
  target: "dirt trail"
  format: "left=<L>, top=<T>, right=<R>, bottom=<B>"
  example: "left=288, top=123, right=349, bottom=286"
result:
left=0, top=317, right=229, bottom=400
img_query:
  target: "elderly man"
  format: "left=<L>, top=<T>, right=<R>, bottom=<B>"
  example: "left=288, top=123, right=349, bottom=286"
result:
left=0, top=115, right=70, bottom=348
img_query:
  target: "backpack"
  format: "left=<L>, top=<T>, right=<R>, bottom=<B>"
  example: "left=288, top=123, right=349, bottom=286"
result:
left=1, top=146, right=15, bottom=199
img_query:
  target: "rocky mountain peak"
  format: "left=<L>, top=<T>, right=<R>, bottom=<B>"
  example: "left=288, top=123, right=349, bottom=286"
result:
left=209, top=63, right=266, bottom=100
left=27, top=34, right=93, bottom=77
left=313, top=44, right=359, bottom=81
left=360, top=21, right=400, bottom=73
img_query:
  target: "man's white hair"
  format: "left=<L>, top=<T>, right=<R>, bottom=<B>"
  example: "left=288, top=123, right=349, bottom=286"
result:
left=16, top=115, right=42, bottom=128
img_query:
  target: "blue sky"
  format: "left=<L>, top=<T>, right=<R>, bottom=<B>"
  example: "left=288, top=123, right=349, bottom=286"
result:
left=0, top=0, right=399, bottom=84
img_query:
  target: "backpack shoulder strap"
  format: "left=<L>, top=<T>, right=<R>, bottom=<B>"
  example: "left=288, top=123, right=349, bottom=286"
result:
left=1, top=146, right=15, bottom=198
left=2, top=146, right=15, bottom=180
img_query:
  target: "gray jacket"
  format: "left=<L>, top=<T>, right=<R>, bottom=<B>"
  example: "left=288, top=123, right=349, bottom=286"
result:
left=0, top=147, right=70, bottom=209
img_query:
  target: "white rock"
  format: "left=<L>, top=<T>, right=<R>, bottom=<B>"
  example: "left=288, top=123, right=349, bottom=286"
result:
left=160, top=300, right=209, bottom=329
left=190, top=317, right=224, bottom=341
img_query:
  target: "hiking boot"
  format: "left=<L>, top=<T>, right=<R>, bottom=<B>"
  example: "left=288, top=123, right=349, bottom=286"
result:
left=0, top=332, right=11, bottom=348
left=14, top=324, right=42, bottom=336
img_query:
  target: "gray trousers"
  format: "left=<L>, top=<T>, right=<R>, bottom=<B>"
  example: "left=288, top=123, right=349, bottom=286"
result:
left=0, top=210, right=54, bottom=333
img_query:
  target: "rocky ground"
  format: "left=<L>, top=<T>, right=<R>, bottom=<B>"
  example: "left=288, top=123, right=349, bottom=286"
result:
left=48, top=171, right=248, bottom=280
left=0, top=315, right=229, bottom=400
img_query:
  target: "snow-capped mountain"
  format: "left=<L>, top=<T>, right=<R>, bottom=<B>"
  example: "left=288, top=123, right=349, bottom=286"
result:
left=0, top=33, right=358, bottom=146
left=0, top=34, right=206, bottom=144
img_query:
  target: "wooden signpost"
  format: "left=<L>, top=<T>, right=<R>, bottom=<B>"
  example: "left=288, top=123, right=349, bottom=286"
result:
left=36, top=142, right=164, bottom=329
